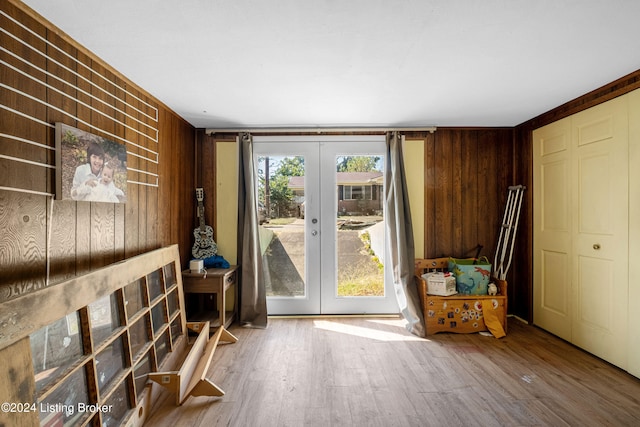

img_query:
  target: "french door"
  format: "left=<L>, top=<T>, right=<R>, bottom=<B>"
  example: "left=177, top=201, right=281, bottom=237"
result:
left=254, top=136, right=398, bottom=315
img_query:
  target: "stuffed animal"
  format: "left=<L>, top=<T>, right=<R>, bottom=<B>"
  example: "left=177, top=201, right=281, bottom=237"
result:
left=487, top=282, right=498, bottom=296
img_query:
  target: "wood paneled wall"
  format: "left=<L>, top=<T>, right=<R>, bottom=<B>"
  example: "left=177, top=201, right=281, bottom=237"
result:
left=0, top=1, right=195, bottom=302
left=409, top=129, right=520, bottom=306
left=195, top=130, right=218, bottom=235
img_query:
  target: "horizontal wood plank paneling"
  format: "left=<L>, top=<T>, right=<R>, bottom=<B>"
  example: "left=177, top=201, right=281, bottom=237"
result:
left=0, top=0, right=195, bottom=302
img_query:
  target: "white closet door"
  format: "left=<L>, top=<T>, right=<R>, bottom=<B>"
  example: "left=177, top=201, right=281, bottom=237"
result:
left=533, top=118, right=573, bottom=341
left=571, top=97, right=629, bottom=369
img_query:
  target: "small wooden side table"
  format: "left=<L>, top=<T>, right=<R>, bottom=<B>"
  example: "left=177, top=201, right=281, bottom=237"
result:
left=181, top=265, right=238, bottom=332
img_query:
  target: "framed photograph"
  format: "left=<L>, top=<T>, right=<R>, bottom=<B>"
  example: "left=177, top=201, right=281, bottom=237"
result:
left=55, top=123, right=127, bottom=203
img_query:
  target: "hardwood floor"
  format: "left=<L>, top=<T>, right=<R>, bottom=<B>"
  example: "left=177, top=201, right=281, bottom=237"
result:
left=145, top=317, right=640, bottom=426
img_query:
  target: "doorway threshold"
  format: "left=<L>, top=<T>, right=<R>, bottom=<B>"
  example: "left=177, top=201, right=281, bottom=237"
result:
left=268, top=314, right=401, bottom=319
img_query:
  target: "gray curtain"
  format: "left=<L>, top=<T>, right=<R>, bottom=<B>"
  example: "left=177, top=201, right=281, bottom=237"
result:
left=385, top=131, right=425, bottom=337
left=237, top=132, right=268, bottom=328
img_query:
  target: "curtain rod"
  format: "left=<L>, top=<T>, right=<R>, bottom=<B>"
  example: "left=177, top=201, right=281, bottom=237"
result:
left=205, top=126, right=437, bottom=135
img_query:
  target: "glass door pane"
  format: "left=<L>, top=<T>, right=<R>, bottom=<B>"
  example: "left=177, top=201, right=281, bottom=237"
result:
left=335, top=156, right=385, bottom=298
left=254, top=140, right=320, bottom=315
left=259, top=154, right=306, bottom=297
left=320, top=138, right=397, bottom=314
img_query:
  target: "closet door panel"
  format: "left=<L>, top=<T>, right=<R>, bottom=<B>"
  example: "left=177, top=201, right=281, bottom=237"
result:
left=571, top=97, right=628, bottom=369
left=540, top=249, right=570, bottom=317
left=627, top=90, right=640, bottom=378
left=628, top=89, right=640, bottom=378
left=533, top=118, right=572, bottom=340
left=576, top=256, right=613, bottom=328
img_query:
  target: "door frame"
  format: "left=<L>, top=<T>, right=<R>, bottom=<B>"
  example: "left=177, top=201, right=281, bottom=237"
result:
left=254, top=139, right=320, bottom=315
left=254, top=135, right=398, bottom=315
left=319, top=138, right=396, bottom=314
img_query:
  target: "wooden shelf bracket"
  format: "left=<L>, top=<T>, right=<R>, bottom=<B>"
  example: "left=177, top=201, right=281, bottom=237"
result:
left=148, top=322, right=238, bottom=405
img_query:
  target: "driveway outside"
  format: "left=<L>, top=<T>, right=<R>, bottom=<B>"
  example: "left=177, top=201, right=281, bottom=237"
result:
left=262, top=218, right=382, bottom=297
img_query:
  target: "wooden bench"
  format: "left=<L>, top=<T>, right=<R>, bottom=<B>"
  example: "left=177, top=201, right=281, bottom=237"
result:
left=415, top=257, right=508, bottom=336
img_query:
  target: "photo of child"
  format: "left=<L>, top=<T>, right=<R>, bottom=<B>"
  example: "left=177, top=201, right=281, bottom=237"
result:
left=70, top=141, right=105, bottom=201
left=56, top=123, right=127, bottom=203
left=85, top=161, right=125, bottom=203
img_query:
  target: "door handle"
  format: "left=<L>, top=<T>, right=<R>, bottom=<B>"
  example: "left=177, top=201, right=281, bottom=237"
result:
left=593, top=243, right=601, bottom=250
left=311, top=230, right=318, bottom=236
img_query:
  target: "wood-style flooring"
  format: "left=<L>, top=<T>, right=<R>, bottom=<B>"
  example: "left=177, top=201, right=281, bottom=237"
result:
left=145, top=317, right=640, bottom=426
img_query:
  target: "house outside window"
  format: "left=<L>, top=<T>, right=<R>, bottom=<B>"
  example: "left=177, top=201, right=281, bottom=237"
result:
left=342, top=173, right=381, bottom=215
left=343, top=184, right=377, bottom=200
left=289, top=172, right=383, bottom=217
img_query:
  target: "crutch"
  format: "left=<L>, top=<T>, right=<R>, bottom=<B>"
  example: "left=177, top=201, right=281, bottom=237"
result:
left=494, top=185, right=525, bottom=280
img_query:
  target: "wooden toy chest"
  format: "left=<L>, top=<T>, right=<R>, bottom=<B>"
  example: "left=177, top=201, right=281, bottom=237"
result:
left=415, top=258, right=508, bottom=336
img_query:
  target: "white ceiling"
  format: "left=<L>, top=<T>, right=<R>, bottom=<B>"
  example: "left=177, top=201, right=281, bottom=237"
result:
left=22, top=0, right=640, bottom=129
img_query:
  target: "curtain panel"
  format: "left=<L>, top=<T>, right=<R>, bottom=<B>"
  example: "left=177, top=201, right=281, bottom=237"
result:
left=385, top=131, right=425, bottom=337
left=237, top=132, right=268, bottom=328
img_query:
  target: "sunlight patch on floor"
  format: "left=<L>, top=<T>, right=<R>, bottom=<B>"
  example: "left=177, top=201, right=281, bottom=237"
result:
left=365, top=318, right=410, bottom=328
left=312, top=319, right=426, bottom=342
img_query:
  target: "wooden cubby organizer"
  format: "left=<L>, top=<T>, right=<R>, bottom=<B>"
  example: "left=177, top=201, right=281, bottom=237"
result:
left=415, top=257, right=508, bottom=336
left=0, top=245, right=236, bottom=427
